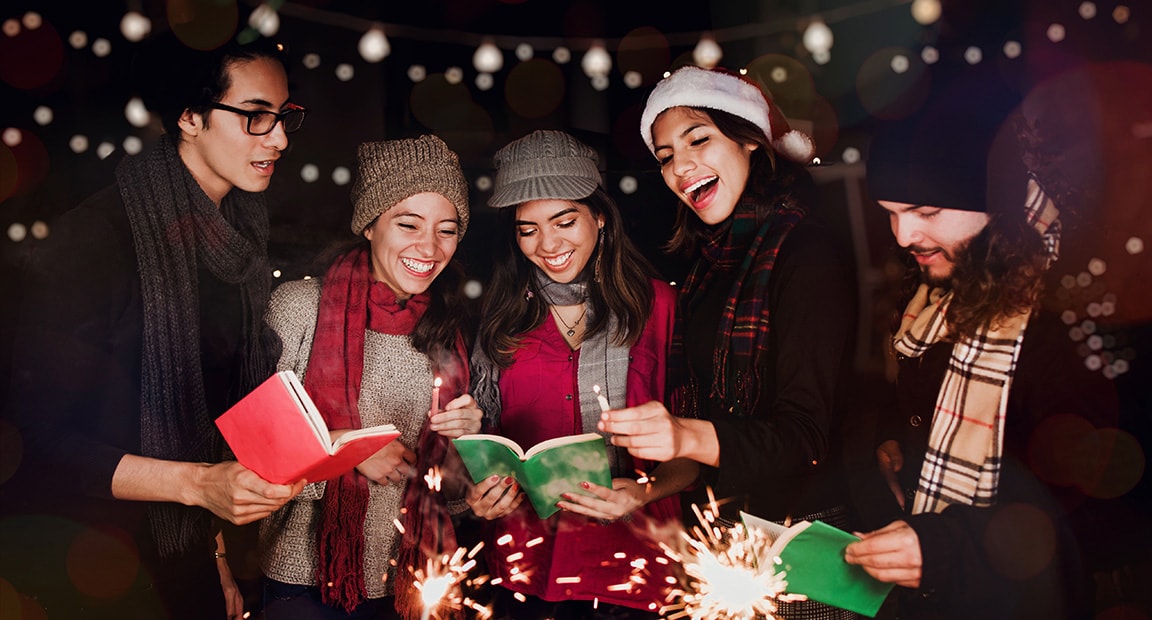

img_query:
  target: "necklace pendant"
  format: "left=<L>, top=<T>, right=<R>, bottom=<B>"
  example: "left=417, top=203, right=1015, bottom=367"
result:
left=567, top=328, right=576, bottom=337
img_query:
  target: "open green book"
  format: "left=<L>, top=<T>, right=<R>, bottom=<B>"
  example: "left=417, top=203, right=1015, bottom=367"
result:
left=452, top=432, right=612, bottom=519
left=741, top=511, right=894, bottom=617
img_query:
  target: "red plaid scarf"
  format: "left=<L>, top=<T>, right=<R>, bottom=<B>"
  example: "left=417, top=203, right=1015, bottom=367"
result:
left=671, top=195, right=805, bottom=417
left=898, top=176, right=1060, bottom=514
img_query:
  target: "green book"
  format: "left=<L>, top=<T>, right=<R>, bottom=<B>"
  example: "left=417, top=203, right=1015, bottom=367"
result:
left=452, top=432, right=612, bottom=519
left=741, top=511, right=894, bottom=617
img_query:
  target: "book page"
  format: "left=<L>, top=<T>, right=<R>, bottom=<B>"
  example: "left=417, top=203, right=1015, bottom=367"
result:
left=281, top=371, right=332, bottom=450
left=454, top=434, right=527, bottom=459
left=522, top=432, right=605, bottom=459
left=331, top=424, right=401, bottom=452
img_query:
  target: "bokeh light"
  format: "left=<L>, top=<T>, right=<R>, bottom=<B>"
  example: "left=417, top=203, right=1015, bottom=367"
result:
left=464, top=279, right=483, bottom=299
left=119, top=11, right=151, bottom=42
left=408, top=64, right=427, bottom=82
left=359, top=27, right=390, bottom=63
left=167, top=0, right=238, bottom=51
left=473, top=40, right=502, bottom=73
left=335, top=63, right=354, bottom=82
left=911, top=0, right=942, bottom=25
left=617, top=26, right=669, bottom=88
left=69, top=135, right=88, bottom=154
left=580, top=42, right=611, bottom=78
left=0, top=15, right=64, bottom=90
left=332, top=166, right=351, bottom=186
left=983, top=503, right=1056, bottom=581
left=248, top=3, right=279, bottom=37
left=445, top=66, right=463, bottom=85
left=96, top=142, right=116, bottom=160
left=122, top=136, right=142, bottom=155
left=515, top=43, right=533, bottom=62
left=68, top=30, right=87, bottom=49
left=505, top=59, right=564, bottom=119
left=66, top=527, right=139, bottom=599
left=32, top=106, right=52, bottom=126
left=302, top=53, right=321, bottom=69
left=6, top=223, right=26, bottom=243
left=124, top=97, right=151, bottom=128
left=91, top=37, right=111, bottom=58
left=856, top=47, right=931, bottom=121
left=693, top=33, right=722, bottom=69
left=301, top=163, right=319, bottom=183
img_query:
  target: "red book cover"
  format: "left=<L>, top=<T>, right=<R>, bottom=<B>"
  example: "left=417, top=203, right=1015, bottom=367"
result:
left=215, top=371, right=401, bottom=484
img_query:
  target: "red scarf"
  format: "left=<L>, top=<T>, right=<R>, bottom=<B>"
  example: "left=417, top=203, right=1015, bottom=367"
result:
left=307, top=246, right=434, bottom=611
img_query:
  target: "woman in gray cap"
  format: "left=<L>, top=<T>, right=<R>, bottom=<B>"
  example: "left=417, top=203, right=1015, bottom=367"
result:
left=468, top=130, right=697, bottom=619
left=259, top=135, right=482, bottom=619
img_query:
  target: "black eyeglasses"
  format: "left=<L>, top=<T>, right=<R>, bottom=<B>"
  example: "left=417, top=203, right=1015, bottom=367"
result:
left=207, top=102, right=307, bottom=135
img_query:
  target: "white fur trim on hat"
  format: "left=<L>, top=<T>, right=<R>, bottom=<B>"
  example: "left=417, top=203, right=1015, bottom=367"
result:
left=640, top=65, right=815, bottom=164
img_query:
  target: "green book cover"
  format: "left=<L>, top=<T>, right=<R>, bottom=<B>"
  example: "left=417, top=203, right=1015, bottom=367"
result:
left=741, top=511, right=894, bottom=617
left=452, top=432, right=612, bottom=519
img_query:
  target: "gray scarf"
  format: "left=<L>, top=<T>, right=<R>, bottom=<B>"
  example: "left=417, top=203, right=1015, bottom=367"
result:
left=472, top=270, right=631, bottom=477
left=117, top=135, right=274, bottom=557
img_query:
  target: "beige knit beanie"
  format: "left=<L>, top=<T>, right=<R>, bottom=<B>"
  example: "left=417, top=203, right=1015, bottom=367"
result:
left=349, top=135, right=470, bottom=236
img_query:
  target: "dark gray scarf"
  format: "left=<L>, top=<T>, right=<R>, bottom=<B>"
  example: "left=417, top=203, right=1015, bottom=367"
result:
left=472, top=270, right=631, bottom=476
left=116, top=135, right=274, bottom=557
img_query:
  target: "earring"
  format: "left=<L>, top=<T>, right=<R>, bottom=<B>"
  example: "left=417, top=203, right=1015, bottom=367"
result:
left=524, top=287, right=534, bottom=301
left=593, top=227, right=605, bottom=283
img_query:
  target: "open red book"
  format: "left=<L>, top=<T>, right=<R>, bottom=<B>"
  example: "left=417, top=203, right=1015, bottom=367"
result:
left=215, top=370, right=401, bottom=484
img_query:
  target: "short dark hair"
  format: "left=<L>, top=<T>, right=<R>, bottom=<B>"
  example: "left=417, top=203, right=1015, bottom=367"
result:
left=134, top=34, right=289, bottom=141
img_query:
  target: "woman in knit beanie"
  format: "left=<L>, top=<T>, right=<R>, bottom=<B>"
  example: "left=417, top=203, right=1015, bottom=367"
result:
left=467, top=130, right=696, bottom=619
left=601, top=66, right=861, bottom=619
left=259, top=135, right=482, bottom=620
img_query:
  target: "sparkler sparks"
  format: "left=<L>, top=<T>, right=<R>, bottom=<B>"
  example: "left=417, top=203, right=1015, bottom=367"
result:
left=408, top=542, right=492, bottom=620
left=660, top=492, right=800, bottom=620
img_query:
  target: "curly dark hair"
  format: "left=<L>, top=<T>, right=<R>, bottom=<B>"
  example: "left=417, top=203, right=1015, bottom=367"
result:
left=660, top=107, right=814, bottom=257
left=899, top=209, right=1049, bottom=339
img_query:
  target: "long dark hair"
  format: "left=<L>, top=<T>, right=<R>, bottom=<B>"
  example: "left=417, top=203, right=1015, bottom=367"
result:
left=662, top=107, right=813, bottom=256
left=478, top=187, right=658, bottom=367
left=898, top=210, right=1049, bottom=339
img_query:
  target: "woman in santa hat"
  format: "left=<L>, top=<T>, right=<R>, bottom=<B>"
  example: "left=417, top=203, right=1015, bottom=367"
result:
left=600, top=66, right=861, bottom=619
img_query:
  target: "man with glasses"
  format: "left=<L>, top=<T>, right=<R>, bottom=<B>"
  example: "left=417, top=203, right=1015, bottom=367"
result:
left=2, top=34, right=308, bottom=619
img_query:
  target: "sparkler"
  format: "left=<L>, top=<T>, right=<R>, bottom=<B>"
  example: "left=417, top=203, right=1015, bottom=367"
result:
left=409, top=542, right=492, bottom=620
left=660, top=491, right=802, bottom=620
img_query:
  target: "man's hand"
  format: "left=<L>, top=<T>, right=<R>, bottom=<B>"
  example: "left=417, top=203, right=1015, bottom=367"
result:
left=555, top=478, right=645, bottom=521
left=192, top=461, right=304, bottom=525
left=844, top=520, right=923, bottom=588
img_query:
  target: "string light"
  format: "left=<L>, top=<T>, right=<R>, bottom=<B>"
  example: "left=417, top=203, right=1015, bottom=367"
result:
left=358, top=27, right=390, bottom=63
left=802, top=19, right=833, bottom=55
left=473, top=39, right=503, bottom=73
left=581, top=41, right=612, bottom=78
left=248, top=3, right=280, bottom=37
left=910, top=0, right=942, bottom=25
left=119, top=11, right=151, bottom=42
left=692, top=33, right=722, bottom=69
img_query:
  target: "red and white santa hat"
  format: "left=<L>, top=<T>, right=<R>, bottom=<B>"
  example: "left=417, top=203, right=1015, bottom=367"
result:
left=640, top=65, right=815, bottom=165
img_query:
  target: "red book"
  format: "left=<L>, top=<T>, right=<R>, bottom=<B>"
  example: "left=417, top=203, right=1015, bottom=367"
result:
left=215, top=370, right=401, bottom=484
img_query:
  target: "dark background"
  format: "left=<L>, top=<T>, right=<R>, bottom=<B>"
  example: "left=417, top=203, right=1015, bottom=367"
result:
left=2, top=0, right=1151, bottom=616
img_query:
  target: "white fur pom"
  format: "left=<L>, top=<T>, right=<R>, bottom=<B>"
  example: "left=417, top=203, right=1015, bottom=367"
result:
left=773, top=130, right=815, bottom=164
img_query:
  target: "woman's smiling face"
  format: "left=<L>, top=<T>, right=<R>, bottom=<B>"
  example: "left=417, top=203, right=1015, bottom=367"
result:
left=363, top=192, right=460, bottom=299
left=651, top=106, right=758, bottom=226
left=514, top=199, right=603, bottom=284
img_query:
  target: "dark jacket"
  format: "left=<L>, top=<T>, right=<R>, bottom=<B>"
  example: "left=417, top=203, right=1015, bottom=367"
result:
left=882, top=312, right=1120, bottom=620
left=1, top=182, right=247, bottom=618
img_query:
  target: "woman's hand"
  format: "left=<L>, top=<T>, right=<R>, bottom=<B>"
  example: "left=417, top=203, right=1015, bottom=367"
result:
left=430, top=393, right=483, bottom=438
left=466, top=474, right=524, bottom=520
left=556, top=478, right=645, bottom=521
left=349, top=435, right=417, bottom=485
left=598, top=400, right=718, bottom=465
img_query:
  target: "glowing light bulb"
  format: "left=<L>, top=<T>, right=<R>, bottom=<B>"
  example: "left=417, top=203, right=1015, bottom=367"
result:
left=358, top=27, right=390, bottom=63
left=473, top=40, right=503, bottom=73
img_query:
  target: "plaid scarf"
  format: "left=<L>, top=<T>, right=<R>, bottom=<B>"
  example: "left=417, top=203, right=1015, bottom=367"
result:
left=670, top=194, right=805, bottom=417
left=899, top=176, right=1061, bottom=514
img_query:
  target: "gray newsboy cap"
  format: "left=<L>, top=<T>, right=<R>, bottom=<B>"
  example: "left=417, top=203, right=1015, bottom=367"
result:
left=488, top=130, right=603, bottom=208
